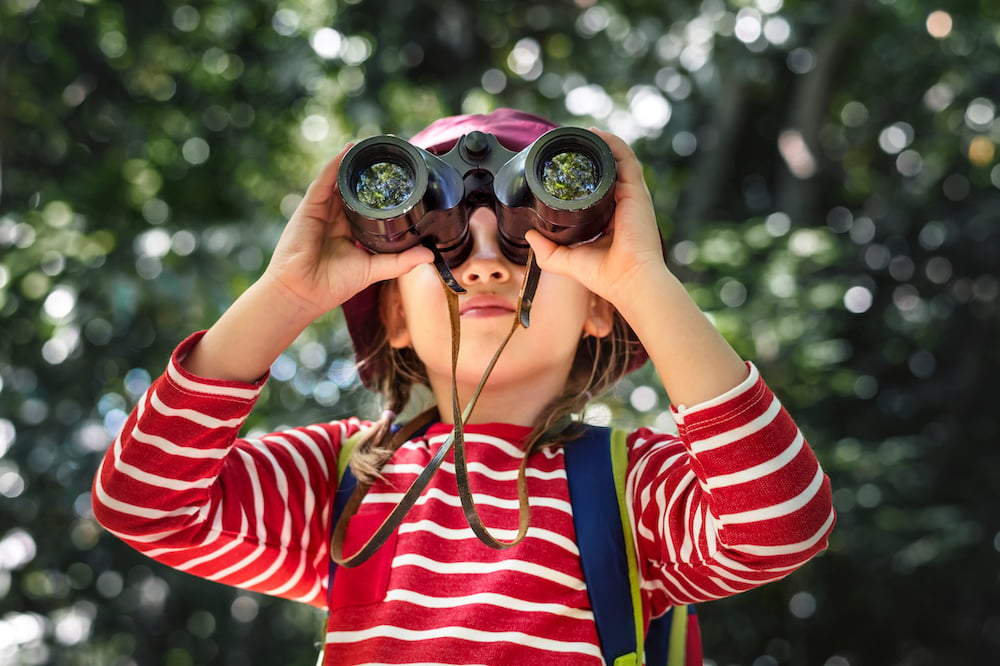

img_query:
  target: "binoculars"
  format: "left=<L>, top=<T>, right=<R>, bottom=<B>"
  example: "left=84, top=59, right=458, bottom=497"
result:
left=336, top=126, right=617, bottom=269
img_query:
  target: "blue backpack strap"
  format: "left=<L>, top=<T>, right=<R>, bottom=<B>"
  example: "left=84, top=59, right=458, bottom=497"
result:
left=565, top=424, right=699, bottom=666
left=564, top=425, right=639, bottom=664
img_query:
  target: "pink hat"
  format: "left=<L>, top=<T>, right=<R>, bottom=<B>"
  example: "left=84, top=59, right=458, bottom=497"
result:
left=340, top=108, right=649, bottom=387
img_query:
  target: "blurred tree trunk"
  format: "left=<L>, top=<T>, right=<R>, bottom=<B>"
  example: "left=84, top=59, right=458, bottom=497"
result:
left=675, top=64, right=749, bottom=238
left=775, top=0, right=866, bottom=225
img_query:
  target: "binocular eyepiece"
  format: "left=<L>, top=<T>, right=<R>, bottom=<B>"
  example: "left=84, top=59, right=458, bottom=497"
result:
left=336, top=126, right=617, bottom=267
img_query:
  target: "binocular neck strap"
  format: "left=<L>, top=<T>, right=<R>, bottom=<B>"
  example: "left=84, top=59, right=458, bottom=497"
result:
left=331, top=250, right=541, bottom=567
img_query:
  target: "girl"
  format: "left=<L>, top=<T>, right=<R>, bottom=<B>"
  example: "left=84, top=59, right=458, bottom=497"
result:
left=93, top=109, right=835, bottom=665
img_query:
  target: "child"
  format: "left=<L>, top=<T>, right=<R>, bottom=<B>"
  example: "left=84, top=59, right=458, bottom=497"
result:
left=93, top=108, right=835, bottom=665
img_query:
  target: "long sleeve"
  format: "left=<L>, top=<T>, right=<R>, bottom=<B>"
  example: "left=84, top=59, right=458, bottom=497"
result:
left=92, top=332, right=364, bottom=608
left=628, top=363, right=835, bottom=614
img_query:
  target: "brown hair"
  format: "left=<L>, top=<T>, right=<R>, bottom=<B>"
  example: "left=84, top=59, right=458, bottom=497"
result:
left=348, top=293, right=635, bottom=486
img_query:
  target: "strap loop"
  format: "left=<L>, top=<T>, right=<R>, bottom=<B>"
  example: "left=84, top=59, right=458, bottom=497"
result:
left=331, top=247, right=541, bottom=566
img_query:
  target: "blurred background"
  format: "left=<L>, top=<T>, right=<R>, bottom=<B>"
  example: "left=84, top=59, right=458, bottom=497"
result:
left=2, top=0, right=999, bottom=664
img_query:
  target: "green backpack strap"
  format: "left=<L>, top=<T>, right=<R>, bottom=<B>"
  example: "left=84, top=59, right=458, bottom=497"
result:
left=567, top=425, right=695, bottom=666
left=336, top=428, right=367, bottom=483
left=611, top=428, right=694, bottom=666
left=609, top=428, right=647, bottom=664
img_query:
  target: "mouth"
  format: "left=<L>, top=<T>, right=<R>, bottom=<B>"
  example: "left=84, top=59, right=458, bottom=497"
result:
left=459, top=295, right=516, bottom=319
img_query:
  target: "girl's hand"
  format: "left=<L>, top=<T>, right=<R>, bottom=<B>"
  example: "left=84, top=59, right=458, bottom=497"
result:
left=524, top=130, right=667, bottom=310
left=262, top=145, right=433, bottom=320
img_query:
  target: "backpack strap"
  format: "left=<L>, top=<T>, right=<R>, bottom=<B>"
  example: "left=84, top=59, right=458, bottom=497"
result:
left=326, top=428, right=367, bottom=609
left=565, top=425, right=700, bottom=666
left=329, top=423, right=700, bottom=665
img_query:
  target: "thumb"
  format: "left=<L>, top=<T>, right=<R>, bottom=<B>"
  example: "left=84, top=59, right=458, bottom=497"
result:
left=366, top=244, right=434, bottom=283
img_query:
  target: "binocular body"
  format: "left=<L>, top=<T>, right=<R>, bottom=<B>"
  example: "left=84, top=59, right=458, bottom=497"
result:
left=336, top=126, right=617, bottom=267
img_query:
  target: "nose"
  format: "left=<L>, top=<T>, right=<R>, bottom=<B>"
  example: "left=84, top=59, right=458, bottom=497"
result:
left=459, top=209, right=513, bottom=286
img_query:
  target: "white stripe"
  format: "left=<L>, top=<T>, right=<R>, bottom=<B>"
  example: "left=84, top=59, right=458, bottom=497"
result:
left=292, top=577, right=323, bottom=606
left=205, top=450, right=270, bottom=582
left=166, top=359, right=261, bottom=400
left=143, top=514, right=224, bottom=558
left=341, top=663, right=492, bottom=666
left=206, top=538, right=269, bottom=584
left=383, top=460, right=565, bottom=482
left=397, top=519, right=578, bottom=556
left=93, top=475, right=199, bottom=522
left=325, top=625, right=602, bottom=660
left=265, top=549, right=309, bottom=597
left=655, top=469, right=697, bottom=564
left=707, top=431, right=805, bottom=489
left=719, top=467, right=825, bottom=525
left=178, top=510, right=246, bottom=572
left=109, top=405, right=216, bottom=491
left=254, top=436, right=321, bottom=597
left=235, top=445, right=294, bottom=590
left=683, top=494, right=701, bottom=564
left=365, top=487, right=571, bottom=514
left=689, top=395, right=781, bottom=454
left=728, top=510, right=836, bottom=556
left=417, top=432, right=527, bottom=459
left=703, top=560, right=798, bottom=586
left=148, top=389, right=245, bottom=429
left=384, top=589, right=592, bottom=621
left=246, top=439, right=297, bottom=546
left=679, top=482, right=702, bottom=563
left=650, top=566, right=717, bottom=604
left=130, top=422, right=228, bottom=459
left=296, top=427, right=334, bottom=480
left=705, top=549, right=801, bottom=575
left=111, top=456, right=213, bottom=492
left=391, top=553, right=584, bottom=591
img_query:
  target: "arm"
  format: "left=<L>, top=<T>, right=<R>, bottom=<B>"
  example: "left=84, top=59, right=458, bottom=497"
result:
left=183, top=145, right=432, bottom=383
left=625, top=366, right=834, bottom=609
left=93, top=144, right=430, bottom=605
left=92, top=333, right=368, bottom=607
left=526, top=132, right=834, bottom=606
left=525, top=130, right=747, bottom=407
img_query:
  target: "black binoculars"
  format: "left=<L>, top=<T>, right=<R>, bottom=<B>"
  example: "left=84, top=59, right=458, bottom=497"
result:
left=336, top=127, right=617, bottom=269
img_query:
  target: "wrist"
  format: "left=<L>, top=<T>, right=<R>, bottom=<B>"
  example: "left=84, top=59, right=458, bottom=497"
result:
left=256, top=271, right=328, bottom=326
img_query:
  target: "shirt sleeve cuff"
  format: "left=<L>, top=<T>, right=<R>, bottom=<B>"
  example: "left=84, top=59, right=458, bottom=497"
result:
left=671, top=361, right=758, bottom=418
left=165, top=331, right=269, bottom=403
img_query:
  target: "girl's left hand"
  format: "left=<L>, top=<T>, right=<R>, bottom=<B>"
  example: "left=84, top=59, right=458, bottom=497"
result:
left=524, top=130, right=667, bottom=309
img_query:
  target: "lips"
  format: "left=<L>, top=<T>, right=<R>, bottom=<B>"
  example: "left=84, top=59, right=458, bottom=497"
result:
left=459, top=295, right=516, bottom=318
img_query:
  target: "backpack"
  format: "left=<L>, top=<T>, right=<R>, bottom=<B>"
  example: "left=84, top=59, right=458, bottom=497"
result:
left=328, top=424, right=702, bottom=666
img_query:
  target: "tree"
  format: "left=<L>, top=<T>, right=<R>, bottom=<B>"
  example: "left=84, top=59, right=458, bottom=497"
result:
left=2, top=0, right=998, bottom=663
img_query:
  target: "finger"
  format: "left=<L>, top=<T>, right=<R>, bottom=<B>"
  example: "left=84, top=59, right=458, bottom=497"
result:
left=366, top=244, right=435, bottom=283
left=302, top=143, right=355, bottom=205
left=525, top=230, right=589, bottom=278
left=591, top=129, right=650, bottom=199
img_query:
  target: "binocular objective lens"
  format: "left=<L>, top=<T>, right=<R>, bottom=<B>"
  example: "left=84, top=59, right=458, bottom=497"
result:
left=355, top=162, right=414, bottom=209
left=541, top=151, right=599, bottom=201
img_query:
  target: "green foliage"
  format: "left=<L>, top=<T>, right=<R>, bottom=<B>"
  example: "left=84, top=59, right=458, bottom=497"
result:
left=2, top=0, right=999, bottom=664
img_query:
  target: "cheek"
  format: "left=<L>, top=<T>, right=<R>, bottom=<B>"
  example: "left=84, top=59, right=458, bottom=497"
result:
left=533, top=274, right=591, bottom=321
left=397, top=269, right=450, bottom=337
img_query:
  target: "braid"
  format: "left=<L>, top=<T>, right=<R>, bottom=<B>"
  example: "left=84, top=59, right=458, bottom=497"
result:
left=350, top=344, right=426, bottom=485
left=349, top=298, right=634, bottom=480
left=525, top=313, right=634, bottom=453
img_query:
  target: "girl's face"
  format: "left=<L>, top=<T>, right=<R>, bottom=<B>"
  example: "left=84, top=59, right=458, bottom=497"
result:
left=381, top=208, right=613, bottom=401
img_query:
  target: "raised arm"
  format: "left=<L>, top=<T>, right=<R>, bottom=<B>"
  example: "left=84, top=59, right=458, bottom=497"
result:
left=525, top=131, right=748, bottom=407
left=183, top=145, right=432, bottom=383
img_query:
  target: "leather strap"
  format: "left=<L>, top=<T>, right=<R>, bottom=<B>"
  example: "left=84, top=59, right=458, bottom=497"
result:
left=330, top=406, right=442, bottom=567
left=330, top=248, right=540, bottom=566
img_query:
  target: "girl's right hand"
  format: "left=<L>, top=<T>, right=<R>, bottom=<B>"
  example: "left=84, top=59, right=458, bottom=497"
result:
left=262, top=144, right=433, bottom=321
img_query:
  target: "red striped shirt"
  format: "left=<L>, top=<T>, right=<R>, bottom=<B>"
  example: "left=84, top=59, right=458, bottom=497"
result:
left=93, top=332, right=834, bottom=665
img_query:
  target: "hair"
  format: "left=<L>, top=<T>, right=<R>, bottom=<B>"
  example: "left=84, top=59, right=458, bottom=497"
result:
left=348, top=285, right=636, bottom=485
